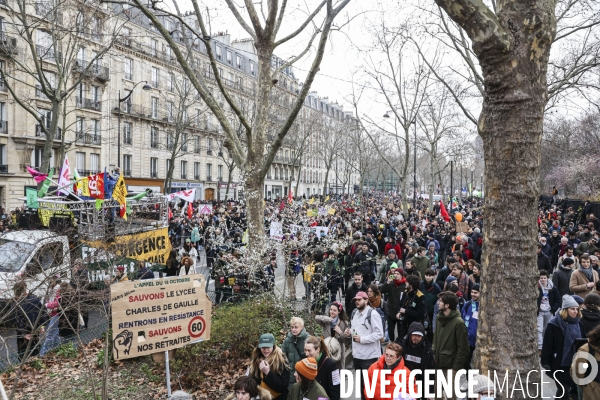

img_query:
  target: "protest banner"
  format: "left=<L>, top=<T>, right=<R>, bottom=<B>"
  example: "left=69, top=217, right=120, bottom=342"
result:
left=111, top=274, right=211, bottom=360
left=83, top=227, right=172, bottom=264
left=456, top=222, right=469, bottom=232
left=198, top=204, right=213, bottom=214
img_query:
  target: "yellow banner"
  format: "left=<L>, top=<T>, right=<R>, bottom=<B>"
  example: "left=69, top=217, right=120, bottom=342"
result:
left=80, top=177, right=90, bottom=197
left=325, top=196, right=330, bottom=203
left=327, top=207, right=336, bottom=215
left=112, top=174, right=128, bottom=221
left=308, top=198, right=314, bottom=205
left=37, top=202, right=75, bottom=227
left=83, top=227, right=172, bottom=264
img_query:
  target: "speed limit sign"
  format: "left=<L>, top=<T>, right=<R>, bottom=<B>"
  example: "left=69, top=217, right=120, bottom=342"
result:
left=188, top=316, right=206, bottom=339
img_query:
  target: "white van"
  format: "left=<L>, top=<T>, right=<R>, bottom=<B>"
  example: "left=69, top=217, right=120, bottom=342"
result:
left=0, top=231, right=70, bottom=299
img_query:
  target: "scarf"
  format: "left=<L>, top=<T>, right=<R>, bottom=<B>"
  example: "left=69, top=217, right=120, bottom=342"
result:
left=553, top=314, right=582, bottom=366
left=394, top=277, right=407, bottom=287
left=579, top=266, right=593, bottom=282
left=369, top=294, right=382, bottom=309
left=457, top=272, right=470, bottom=296
left=330, top=316, right=339, bottom=330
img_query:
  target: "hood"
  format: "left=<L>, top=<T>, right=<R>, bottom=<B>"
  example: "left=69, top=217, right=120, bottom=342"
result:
left=407, top=321, right=426, bottom=337
left=582, top=308, right=600, bottom=321
left=437, top=309, right=461, bottom=326
left=558, top=264, right=573, bottom=273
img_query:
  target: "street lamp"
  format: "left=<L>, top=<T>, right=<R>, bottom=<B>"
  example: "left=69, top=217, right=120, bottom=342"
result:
left=449, top=155, right=454, bottom=212
left=115, top=81, right=152, bottom=168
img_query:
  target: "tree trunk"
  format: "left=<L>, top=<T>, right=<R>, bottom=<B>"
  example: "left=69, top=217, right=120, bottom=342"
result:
left=322, top=166, right=331, bottom=195
left=433, top=0, right=558, bottom=393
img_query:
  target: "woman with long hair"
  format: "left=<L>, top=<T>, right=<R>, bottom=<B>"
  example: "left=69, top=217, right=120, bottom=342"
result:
left=304, top=336, right=339, bottom=400
left=249, top=334, right=290, bottom=400
left=164, top=250, right=179, bottom=277
left=541, top=295, right=587, bottom=400
left=288, top=358, right=329, bottom=400
left=314, top=301, right=349, bottom=369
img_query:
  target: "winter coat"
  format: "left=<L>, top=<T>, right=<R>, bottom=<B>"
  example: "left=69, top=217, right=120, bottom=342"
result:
left=537, top=281, right=561, bottom=315
left=288, top=380, right=329, bottom=400
left=281, top=329, right=309, bottom=388
left=552, top=265, right=574, bottom=297
left=314, top=315, right=350, bottom=369
left=400, top=289, right=426, bottom=333
left=433, top=309, right=469, bottom=370
left=380, top=279, right=407, bottom=320
left=250, top=365, right=290, bottom=400
left=461, top=300, right=479, bottom=347
left=571, top=343, right=600, bottom=400
left=224, top=386, right=273, bottom=400
left=420, top=280, right=441, bottom=317
left=316, top=355, right=340, bottom=400
left=354, top=250, right=376, bottom=278
left=363, top=354, right=416, bottom=400
left=575, top=241, right=597, bottom=257
left=345, top=282, right=368, bottom=316
left=537, top=253, right=552, bottom=274
left=411, top=255, right=430, bottom=277
left=569, top=268, right=599, bottom=298
left=136, top=267, right=154, bottom=280
left=397, top=322, right=435, bottom=372
left=13, top=294, right=45, bottom=336
left=581, top=308, right=600, bottom=335
left=435, top=266, right=451, bottom=287
left=377, top=258, right=403, bottom=283
left=541, top=316, right=586, bottom=372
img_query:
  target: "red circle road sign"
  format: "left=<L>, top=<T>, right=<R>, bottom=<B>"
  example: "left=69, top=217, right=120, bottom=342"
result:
left=188, top=316, right=206, bottom=339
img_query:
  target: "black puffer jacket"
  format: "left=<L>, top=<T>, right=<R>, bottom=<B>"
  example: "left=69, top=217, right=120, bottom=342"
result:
left=581, top=308, right=600, bottom=335
left=552, top=265, right=574, bottom=297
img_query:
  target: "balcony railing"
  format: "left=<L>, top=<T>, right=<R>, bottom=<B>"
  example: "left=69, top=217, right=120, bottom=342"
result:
left=73, top=60, right=110, bottom=82
left=36, top=44, right=59, bottom=63
left=123, top=135, right=132, bottom=145
left=76, top=133, right=101, bottom=145
left=123, top=170, right=132, bottom=177
left=194, top=175, right=200, bottom=180
left=0, top=165, right=7, bottom=173
left=76, top=97, right=101, bottom=111
left=181, top=174, right=187, bottom=180
left=0, top=34, right=18, bottom=55
left=0, top=120, right=7, bottom=134
left=36, top=124, right=62, bottom=140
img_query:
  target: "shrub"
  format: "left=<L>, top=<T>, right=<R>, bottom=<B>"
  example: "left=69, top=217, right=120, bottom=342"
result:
left=53, top=343, right=78, bottom=359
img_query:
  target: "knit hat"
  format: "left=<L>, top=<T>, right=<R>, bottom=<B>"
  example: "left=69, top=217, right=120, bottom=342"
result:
left=572, top=295, right=585, bottom=305
left=116, top=266, right=125, bottom=272
left=562, top=258, right=575, bottom=266
left=460, top=373, right=494, bottom=395
left=562, top=295, right=579, bottom=310
left=295, top=358, right=318, bottom=380
left=472, top=283, right=480, bottom=292
left=445, top=276, right=457, bottom=283
left=387, top=249, right=396, bottom=255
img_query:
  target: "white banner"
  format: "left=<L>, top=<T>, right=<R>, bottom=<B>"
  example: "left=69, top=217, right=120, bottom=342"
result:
left=198, top=204, right=213, bottom=214
left=269, top=221, right=283, bottom=240
left=168, top=189, right=196, bottom=202
left=57, top=154, right=71, bottom=195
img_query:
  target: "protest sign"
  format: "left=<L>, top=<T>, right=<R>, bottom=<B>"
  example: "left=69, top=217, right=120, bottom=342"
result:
left=456, top=222, right=469, bottom=232
left=198, top=204, right=213, bottom=214
left=111, top=274, right=211, bottom=360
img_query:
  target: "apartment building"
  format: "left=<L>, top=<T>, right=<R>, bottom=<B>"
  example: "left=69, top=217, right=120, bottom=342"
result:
left=0, top=2, right=358, bottom=209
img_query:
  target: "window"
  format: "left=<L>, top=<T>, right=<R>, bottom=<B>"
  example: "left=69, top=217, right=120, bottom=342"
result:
left=91, top=86, right=100, bottom=102
left=206, top=163, right=212, bottom=180
left=167, top=73, right=174, bottom=91
left=0, top=61, right=4, bottom=90
left=216, top=46, right=222, bottom=60
left=250, top=61, right=255, bottom=76
left=226, top=51, right=232, bottom=64
left=236, top=54, right=242, bottom=69
left=123, top=122, right=132, bottom=145
left=181, top=133, right=187, bottom=151
left=122, top=90, right=131, bottom=112
left=151, top=97, right=159, bottom=118
left=124, top=58, right=133, bottom=80
left=275, top=167, right=278, bottom=180
left=90, top=153, right=99, bottom=173
left=194, top=162, right=200, bottom=179
left=167, top=102, right=174, bottom=122
left=76, top=152, right=85, bottom=171
left=180, top=160, right=187, bottom=179
left=218, top=165, right=223, bottom=180
left=150, top=157, right=158, bottom=177
left=0, top=144, right=6, bottom=170
left=194, top=136, right=200, bottom=153
left=90, top=120, right=100, bottom=143
left=166, top=46, right=173, bottom=62
left=167, top=131, right=174, bottom=150
left=151, top=67, right=160, bottom=87
left=76, top=117, right=84, bottom=139
left=123, top=155, right=132, bottom=176
left=77, top=47, right=86, bottom=63
left=151, top=39, right=158, bottom=56
left=207, top=138, right=213, bottom=155
left=150, top=126, right=158, bottom=148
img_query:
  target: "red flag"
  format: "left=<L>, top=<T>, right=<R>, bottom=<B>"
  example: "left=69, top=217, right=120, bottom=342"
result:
left=187, top=202, right=193, bottom=219
left=279, top=200, right=286, bottom=212
left=439, top=200, right=451, bottom=222
left=288, top=190, right=293, bottom=204
left=168, top=207, right=173, bottom=220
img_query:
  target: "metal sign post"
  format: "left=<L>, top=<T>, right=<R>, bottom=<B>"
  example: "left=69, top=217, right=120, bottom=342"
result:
left=165, top=350, right=171, bottom=399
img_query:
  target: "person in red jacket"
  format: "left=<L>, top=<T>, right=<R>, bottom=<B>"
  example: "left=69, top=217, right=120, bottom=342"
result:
left=384, top=237, right=402, bottom=259
left=364, top=342, right=417, bottom=400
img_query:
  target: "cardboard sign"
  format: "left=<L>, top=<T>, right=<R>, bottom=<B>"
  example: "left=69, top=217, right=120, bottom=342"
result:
left=111, top=274, right=211, bottom=360
left=456, top=222, right=469, bottom=232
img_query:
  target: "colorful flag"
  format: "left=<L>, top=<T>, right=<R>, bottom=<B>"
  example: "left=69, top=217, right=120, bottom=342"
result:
left=308, top=197, right=314, bottom=205
left=26, top=188, right=39, bottom=209
left=112, top=174, right=128, bottom=220
left=327, top=207, right=336, bottom=215
left=279, top=200, right=285, bottom=212
left=26, top=166, right=48, bottom=183
left=57, top=154, right=71, bottom=196
left=95, top=199, right=104, bottom=210
left=80, top=173, right=105, bottom=199
left=187, top=202, right=193, bottom=219
left=168, top=189, right=196, bottom=202
left=288, top=190, right=293, bottom=204
left=168, top=207, right=173, bottom=219
left=452, top=197, right=458, bottom=209
left=325, top=196, right=330, bottom=203
left=38, top=167, right=54, bottom=198
left=439, top=200, right=451, bottom=222
left=131, top=190, right=149, bottom=201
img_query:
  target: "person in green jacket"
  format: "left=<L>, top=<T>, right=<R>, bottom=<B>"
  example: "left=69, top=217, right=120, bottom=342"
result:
left=288, top=358, right=329, bottom=400
left=411, top=247, right=431, bottom=277
left=433, top=291, right=470, bottom=398
left=281, top=317, right=309, bottom=389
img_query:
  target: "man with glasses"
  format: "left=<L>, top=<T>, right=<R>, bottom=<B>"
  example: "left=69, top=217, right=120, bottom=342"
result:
left=344, top=291, right=383, bottom=400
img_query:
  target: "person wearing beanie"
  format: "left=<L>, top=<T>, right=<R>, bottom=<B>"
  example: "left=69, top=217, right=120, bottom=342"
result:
left=581, top=292, right=600, bottom=335
left=552, top=257, right=574, bottom=297
left=288, top=358, right=329, bottom=400
left=113, top=265, right=129, bottom=283
left=541, top=295, right=586, bottom=400
left=459, top=373, right=495, bottom=399
left=569, top=254, right=599, bottom=298
left=376, top=250, right=403, bottom=284
left=461, top=283, right=481, bottom=369
left=384, top=238, right=402, bottom=260
left=303, top=336, right=339, bottom=400
left=537, top=270, right=561, bottom=354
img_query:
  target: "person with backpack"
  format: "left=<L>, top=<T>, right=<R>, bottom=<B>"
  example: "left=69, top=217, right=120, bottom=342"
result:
left=367, top=284, right=388, bottom=343
left=380, top=267, right=407, bottom=343
left=344, top=291, right=383, bottom=400
left=396, top=275, right=426, bottom=338
left=461, top=284, right=481, bottom=369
